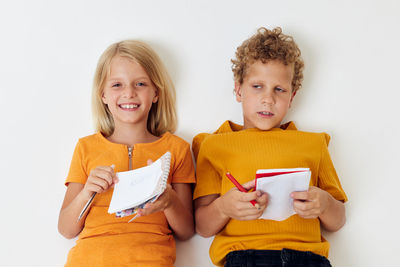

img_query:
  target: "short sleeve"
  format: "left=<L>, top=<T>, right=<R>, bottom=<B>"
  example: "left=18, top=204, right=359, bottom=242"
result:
left=193, top=139, right=222, bottom=200
left=318, top=135, right=348, bottom=202
left=171, top=143, right=196, bottom=184
left=65, top=140, right=88, bottom=186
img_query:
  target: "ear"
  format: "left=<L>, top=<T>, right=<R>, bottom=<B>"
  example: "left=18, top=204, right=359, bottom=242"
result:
left=234, top=81, right=242, bottom=103
left=101, top=92, right=107, bottom=104
left=289, top=90, right=296, bottom=108
left=152, top=90, right=159, bottom=103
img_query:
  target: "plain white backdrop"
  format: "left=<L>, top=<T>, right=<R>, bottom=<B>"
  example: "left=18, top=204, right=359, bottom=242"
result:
left=0, top=0, right=399, bottom=266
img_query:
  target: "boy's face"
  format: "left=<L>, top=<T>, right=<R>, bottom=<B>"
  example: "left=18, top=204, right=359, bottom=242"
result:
left=235, top=60, right=295, bottom=130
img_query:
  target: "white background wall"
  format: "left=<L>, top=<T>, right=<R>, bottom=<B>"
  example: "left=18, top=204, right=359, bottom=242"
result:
left=1, top=0, right=399, bottom=266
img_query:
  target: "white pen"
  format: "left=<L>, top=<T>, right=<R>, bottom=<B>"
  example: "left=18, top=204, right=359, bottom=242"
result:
left=77, top=164, right=115, bottom=221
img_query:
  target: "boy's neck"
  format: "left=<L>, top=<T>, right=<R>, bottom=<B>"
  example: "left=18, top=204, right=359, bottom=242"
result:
left=108, top=122, right=159, bottom=147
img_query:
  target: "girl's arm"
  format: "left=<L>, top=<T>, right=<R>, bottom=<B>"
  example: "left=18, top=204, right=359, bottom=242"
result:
left=138, top=183, right=194, bottom=240
left=58, top=166, right=117, bottom=239
left=166, top=183, right=194, bottom=240
left=195, top=180, right=268, bottom=237
left=58, top=183, right=90, bottom=239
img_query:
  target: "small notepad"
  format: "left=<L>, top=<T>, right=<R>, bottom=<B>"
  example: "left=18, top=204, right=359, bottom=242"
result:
left=255, top=168, right=311, bottom=221
left=108, top=151, right=171, bottom=215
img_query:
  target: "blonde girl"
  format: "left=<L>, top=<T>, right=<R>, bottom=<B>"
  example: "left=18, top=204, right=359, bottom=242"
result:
left=58, top=40, right=195, bottom=267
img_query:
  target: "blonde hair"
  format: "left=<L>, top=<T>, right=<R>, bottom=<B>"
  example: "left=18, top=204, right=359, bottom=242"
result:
left=232, top=27, right=304, bottom=93
left=92, top=40, right=177, bottom=137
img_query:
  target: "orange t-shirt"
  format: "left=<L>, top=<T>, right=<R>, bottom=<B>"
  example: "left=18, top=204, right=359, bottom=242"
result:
left=64, top=132, right=195, bottom=267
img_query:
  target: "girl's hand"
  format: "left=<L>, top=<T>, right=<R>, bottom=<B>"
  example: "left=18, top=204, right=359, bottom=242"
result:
left=82, top=166, right=118, bottom=198
left=136, top=184, right=176, bottom=216
left=291, top=186, right=331, bottom=219
left=217, top=179, right=268, bottom=221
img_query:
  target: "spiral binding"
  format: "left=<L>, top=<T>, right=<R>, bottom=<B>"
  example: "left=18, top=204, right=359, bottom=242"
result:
left=154, top=151, right=171, bottom=195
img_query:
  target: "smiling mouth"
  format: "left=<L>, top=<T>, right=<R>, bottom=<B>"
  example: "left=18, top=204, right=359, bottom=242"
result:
left=119, top=104, right=139, bottom=109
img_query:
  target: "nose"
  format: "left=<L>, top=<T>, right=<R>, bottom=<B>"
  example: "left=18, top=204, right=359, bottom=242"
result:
left=122, top=85, right=137, bottom=98
left=261, top=90, right=275, bottom=105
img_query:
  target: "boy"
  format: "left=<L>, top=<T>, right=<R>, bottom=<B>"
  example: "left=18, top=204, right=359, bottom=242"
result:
left=193, top=27, right=347, bottom=267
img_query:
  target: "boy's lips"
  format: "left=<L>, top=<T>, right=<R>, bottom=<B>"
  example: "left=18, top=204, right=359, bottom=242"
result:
left=257, top=111, right=274, bottom=117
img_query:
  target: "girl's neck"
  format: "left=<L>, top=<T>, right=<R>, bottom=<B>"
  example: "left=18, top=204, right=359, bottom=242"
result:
left=107, top=122, right=159, bottom=147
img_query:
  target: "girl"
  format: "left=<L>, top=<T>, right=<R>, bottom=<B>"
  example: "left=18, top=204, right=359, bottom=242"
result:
left=58, top=40, right=195, bottom=266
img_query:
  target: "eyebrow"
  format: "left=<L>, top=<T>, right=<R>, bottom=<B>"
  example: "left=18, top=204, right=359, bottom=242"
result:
left=106, top=76, right=150, bottom=82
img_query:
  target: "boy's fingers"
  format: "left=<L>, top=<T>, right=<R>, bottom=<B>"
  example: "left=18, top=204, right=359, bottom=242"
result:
left=291, top=191, right=309, bottom=201
left=293, top=199, right=313, bottom=211
left=240, top=191, right=258, bottom=202
left=256, top=192, right=268, bottom=205
left=242, top=179, right=256, bottom=190
left=147, top=159, right=153, bottom=165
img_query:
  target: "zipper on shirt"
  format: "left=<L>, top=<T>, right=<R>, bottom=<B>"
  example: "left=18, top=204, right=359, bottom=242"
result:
left=128, top=146, right=133, bottom=170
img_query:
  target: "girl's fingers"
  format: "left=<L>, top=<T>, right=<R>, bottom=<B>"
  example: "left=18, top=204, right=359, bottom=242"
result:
left=90, top=177, right=109, bottom=191
left=90, top=169, right=114, bottom=186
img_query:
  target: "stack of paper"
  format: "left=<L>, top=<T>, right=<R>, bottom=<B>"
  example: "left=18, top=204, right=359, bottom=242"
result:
left=255, top=168, right=311, bottom=221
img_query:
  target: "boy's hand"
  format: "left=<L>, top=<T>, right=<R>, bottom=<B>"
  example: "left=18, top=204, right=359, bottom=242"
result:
left=291, top=186, right=331, bottom=219
left=217, top=179, right=268, bottom=221
left=82, top=165, right=118, bottom=198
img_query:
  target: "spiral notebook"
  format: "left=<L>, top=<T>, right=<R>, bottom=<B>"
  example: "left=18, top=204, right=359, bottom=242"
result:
left=108, top=151, right=171, bottom=216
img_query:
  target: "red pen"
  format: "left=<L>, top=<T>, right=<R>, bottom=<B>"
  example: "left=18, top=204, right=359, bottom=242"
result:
left=225, top=172, right=258, bottom=207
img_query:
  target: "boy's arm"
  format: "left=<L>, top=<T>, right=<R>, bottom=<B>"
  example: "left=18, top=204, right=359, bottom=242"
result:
left=291, top=186, right=346, bottom=232
left=195, top=180, right=268, bottom=237
left=195, top=194, right=229, bottom=237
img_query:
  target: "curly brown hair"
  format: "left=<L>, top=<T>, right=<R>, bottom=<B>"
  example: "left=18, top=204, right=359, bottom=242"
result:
left=231, top=27, right=304, bottom=93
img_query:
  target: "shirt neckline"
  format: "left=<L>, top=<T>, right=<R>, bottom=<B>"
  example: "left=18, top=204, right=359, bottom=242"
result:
left=96, top=131, right=170, bottom=148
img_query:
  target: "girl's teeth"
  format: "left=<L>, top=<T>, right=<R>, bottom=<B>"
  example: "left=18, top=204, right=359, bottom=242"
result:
left=121, top=104, right=138, bottom=108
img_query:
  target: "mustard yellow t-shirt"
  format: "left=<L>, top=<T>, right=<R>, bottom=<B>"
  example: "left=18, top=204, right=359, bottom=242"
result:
left=193, top=121, right=347, bottom=266
left=64, top=132, right=195, bottom=267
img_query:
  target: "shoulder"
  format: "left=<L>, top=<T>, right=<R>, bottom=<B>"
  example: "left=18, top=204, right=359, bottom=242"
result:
left=72, top=133, right=110, bottom=157
left=77, top=133, right=100, bottom=143
left=191, top=120, right=241, bottom=159
left=162, top=132, right=191, bottom=152
left=75, top=132, right=103, bottom=148
left=289, top=129, right=331, bottom=147
left=192, top=133, right=212, bottom=160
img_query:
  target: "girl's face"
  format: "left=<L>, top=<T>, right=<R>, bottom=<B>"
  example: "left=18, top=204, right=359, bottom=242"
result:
left=235, top=60, right=295, bottom=130
left=102, top=56, right=158, bottom=130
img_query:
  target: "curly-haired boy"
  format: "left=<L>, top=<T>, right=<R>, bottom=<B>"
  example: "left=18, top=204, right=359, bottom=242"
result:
left=193, top=27, right=347, bottom=267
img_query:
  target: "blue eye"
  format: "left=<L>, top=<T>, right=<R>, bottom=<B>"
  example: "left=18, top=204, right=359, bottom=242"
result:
left=275, top=87, right=285, bottom=92
left=112, top=83, right=121, bottom=88
left=136, top=82, right=146, bottom=87
left=253, top=84, right=262, bottom=89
